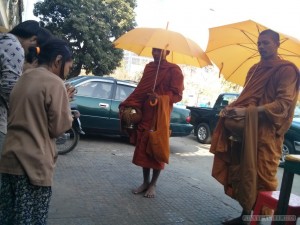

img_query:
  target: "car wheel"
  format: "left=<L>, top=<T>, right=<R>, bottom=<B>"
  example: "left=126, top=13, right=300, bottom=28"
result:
left=279, top=139, right=294, bottom=167
left=196, top=123, right=211, bottom=144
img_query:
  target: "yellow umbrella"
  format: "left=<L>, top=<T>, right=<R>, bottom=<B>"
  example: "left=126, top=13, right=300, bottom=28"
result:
left=206, top=20, right=300, bottom=86
left=113, top=27, right=212, bottom=68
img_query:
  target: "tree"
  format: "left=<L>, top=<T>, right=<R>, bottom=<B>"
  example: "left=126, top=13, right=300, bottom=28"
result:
left=33, top=0, right=137, bottom=77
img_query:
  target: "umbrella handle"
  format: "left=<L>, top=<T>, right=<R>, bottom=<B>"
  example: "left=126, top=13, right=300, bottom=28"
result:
left=148, top=92, right=158, bottom=106
left=150, top=98, right=158, bottom=106
left=152, top=44, right=169, bottom=93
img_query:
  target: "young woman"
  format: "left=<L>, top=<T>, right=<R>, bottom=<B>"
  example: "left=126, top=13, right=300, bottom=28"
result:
left=0, top=38, right=74, bottom=225
left=0, top=20, right=44, bottom=153
left=23, top=27, right=54, bottom=71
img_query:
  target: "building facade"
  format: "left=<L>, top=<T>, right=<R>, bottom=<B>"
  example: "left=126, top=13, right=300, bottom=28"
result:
left=0, top=0, right=23, bottom=31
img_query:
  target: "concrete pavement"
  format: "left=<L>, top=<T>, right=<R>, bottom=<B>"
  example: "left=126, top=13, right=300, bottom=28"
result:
left=48, top=135, right=300, bottom=225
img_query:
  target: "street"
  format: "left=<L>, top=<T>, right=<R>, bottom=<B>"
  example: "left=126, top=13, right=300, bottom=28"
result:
left=48, top=134, right=300, bottom=225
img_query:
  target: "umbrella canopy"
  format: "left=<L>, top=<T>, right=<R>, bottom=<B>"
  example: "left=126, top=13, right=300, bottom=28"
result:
left=114, top=27, right=212, bottom=68
left=206, top=20, right=300, bottom=86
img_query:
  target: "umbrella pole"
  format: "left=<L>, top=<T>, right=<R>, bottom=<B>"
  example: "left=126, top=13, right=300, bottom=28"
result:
left=218, top=62, right=224, bottom=78
left=152, top=51, right=164, bottom=93
left=152, top=22, right=170, bottom=93
left=152, top=44, right=170, bottom=93
left=149, top=53, right=162, bottom=107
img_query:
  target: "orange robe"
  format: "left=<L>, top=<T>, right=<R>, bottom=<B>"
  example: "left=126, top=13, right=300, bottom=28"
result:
left=210, top=58, right=300, bottom=212
left=119, top=60, right=184, bottom=170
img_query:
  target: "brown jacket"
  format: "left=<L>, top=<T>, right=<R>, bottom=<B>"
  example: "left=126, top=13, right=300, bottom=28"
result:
left=0, top=67, right=72, bottom=186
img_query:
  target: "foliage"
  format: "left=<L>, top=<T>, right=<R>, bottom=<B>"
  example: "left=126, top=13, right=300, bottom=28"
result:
left=179, top=65, right=242, bottom=106
left=111, top=59, right=143, bottom=82
left=111, top=60, right=130, bottom=80
left=33, top=0, right=137, bottom=77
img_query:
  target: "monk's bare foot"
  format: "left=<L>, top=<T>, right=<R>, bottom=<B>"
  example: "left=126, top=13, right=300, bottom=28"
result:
left=144, top=185, right=156, bottom=198
left=132, top=183, right=149, bottom=194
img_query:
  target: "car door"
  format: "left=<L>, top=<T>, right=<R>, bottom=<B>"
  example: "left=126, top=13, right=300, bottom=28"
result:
left=73, top=79, right=114, bottom=133
left=109, top=82, right=136, bottom=131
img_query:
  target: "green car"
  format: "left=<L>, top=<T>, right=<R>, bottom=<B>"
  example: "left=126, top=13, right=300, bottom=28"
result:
left=66, top=76, right=193, bottom=137
left=280, top=110, right=300, bottom=166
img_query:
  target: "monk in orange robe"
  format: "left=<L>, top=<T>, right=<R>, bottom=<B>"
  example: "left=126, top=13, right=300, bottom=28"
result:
left=119, top=48, right=184, bottom=198
left=210, top=29, right=300, bottom=225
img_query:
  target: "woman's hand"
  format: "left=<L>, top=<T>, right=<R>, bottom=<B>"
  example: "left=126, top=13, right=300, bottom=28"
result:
left=65, top=83, right=77, bottom=102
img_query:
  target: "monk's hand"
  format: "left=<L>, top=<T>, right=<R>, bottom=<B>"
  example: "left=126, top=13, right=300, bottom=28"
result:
left=219, top=106, right=231, bottom=117
left=219, top=108, right=227, bottom=117
left=233, top=107, right=246, bottom=117
left=226, top=107, right=246, bottom=118
left=119, top=106, right=125, bottom=113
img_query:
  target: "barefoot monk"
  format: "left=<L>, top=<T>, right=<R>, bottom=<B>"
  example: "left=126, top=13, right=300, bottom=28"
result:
left=119, top=48, right=184, bottom=198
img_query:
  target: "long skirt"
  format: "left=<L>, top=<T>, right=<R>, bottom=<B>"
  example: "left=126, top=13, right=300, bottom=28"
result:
left=0, top=173, right=52, bottom=225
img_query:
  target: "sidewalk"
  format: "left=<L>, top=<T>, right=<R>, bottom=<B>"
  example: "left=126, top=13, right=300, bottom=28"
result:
left=48, top=135, right=299, bottom=225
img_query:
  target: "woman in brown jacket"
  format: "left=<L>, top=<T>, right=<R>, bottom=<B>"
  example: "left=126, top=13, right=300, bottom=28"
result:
left=0, top=38, right=73, bottom=225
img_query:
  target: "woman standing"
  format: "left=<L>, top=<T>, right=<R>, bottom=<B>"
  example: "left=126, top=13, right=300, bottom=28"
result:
left=0, top=38, right=73, bottom=224
left=0, top=20, right=44, bottom=154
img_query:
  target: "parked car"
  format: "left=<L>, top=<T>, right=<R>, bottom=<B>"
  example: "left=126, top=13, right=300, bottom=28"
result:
left=187, top=93, right=300, bottom=166
left=66, top=76, right=193, bottom=138
left=280, top=111, right=300, bottom=166
left=187, top=93, right=239, bottom=144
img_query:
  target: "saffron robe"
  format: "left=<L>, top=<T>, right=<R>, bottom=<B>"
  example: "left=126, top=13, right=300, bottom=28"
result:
left=146, top=95, right=171, bottom=164
left=119, top=60, right=184, bottom=170
left=210, top=58, right=300, bottom=212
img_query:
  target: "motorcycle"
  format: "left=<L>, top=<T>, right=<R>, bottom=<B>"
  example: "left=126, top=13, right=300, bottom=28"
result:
left=56, top=107, right=85, bottom=155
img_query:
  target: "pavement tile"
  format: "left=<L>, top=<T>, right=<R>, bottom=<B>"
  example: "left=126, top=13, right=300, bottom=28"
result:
left=47, top=136, right=299, bottom=225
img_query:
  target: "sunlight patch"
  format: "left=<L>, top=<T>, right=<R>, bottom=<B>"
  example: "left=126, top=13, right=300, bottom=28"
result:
left=175, top=145, right=213, bottom=156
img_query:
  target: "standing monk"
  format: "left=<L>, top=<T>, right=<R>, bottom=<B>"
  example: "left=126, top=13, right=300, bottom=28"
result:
left=210, top=29, right=300, bottom=225
left=119, top=48, right=184, bottom=198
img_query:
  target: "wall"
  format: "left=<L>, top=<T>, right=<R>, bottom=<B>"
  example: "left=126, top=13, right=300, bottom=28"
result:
left=0, top=0, right=23, bottom=30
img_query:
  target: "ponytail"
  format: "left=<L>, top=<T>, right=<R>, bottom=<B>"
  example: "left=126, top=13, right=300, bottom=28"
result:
left=26, top=46, right=40, bottom=63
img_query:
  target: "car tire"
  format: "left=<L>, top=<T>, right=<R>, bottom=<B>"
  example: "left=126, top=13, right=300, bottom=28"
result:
left=196, top=123, right=211, bottom=144
left=279, top=139, right=294, bottom=167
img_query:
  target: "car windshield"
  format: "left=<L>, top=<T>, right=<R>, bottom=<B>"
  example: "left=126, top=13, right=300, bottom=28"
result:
left=294, top=105, right=300, bottom=118
left=293, top=99, right=300, bottom=117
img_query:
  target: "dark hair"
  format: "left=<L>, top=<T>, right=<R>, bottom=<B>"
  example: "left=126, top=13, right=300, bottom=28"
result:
left=9, top=20, right=40, bottom=38
left=37, top=27, right=53, bottom=46
left=152, top=48, right=170, bottom=54
left=28, top=38, right=73, bottom=79
left=259, top=29, right=280, bottom=43
left=26, top=27, right=54, bottom=63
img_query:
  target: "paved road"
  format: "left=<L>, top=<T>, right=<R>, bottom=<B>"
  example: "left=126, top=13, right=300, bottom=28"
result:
left=48, top=134, right=300, bottom=225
